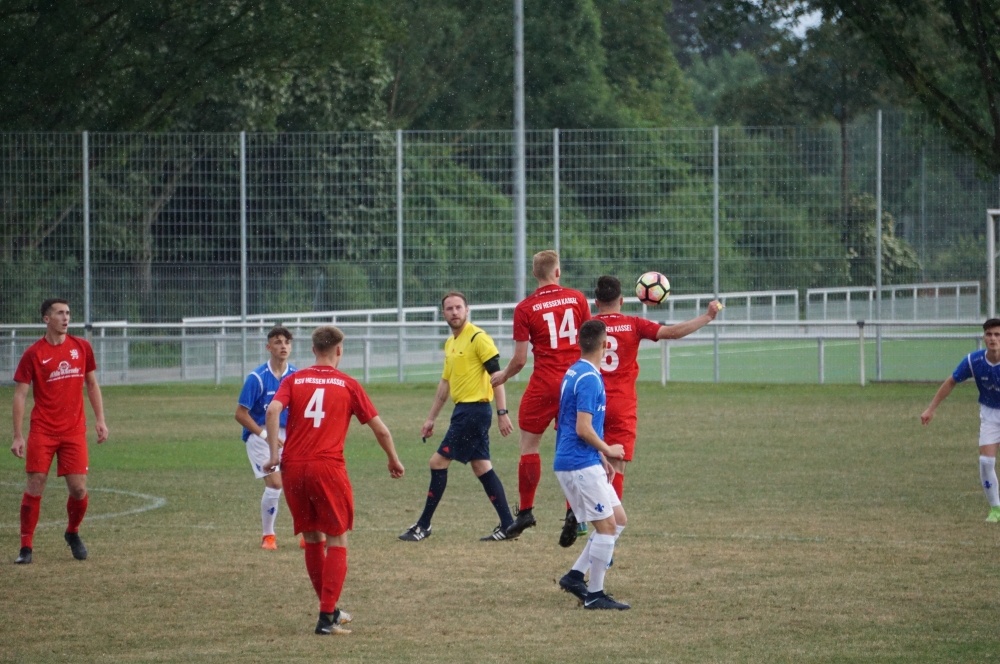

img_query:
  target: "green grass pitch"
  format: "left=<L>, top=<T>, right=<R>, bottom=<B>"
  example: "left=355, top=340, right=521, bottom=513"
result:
left=2, top=380, right=999, bottom=662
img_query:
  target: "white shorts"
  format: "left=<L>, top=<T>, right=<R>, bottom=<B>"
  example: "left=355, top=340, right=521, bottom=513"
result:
left=556, top=464, right=622, bottom=524
left=246, top=429, right=285, bottom=479
left=980, top=405, right=1000, bottom=447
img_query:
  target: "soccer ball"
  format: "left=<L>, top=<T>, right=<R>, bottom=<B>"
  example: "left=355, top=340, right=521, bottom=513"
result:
left=635, top=271, right=670, bottom=305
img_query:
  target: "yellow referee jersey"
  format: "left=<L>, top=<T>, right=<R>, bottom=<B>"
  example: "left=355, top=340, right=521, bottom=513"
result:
left=442, top=323, right=499, bottom=404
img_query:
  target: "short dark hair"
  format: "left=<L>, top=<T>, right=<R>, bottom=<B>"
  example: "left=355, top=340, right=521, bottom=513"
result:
left=312, top=325, right=344, bottom=353
left=40, top=298, right=69, bottom=318
left=441, top=291, right=468, bottom=308
left=594, top=276, right=622, bottom=304
left=985, top=319, right=1000, bottom=332
left=267, top=326, right=293, bottom=341
left=579, top=319, right=607, bottom=354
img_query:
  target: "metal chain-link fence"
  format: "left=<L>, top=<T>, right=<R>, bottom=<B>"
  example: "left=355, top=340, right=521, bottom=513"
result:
left=2, top=111, right=998, bottom=325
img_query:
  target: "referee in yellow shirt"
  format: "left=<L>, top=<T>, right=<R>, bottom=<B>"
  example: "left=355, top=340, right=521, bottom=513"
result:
left=399, top=291, right=517, bottom=542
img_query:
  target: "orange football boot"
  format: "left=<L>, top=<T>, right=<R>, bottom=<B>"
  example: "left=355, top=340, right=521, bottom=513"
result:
left=261, top=534, right=278, bottom=550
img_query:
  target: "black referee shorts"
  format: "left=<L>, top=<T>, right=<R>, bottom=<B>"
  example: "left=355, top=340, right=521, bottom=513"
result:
left=436, top=402, right=492, bottom=464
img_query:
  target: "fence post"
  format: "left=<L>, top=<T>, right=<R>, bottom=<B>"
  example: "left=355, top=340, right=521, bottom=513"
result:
left=364, top=336, right=371, bottom=384
left=123, top=324, right=130, bottom=383
left=817, top=337, right=825, bottom=385
left=858, top=321, right=866, bottom=387
left=9, top=330, right=15, bottom=377
left=660, top=340, right=669, bottom=386
left=713, top=126, right=720, bottom=383
left=876, top=110, right=883, bottom=381
left=214, top=334, right=222, bottom=386
left=240, top=131, right=248, bottom=382
left=988, top=209, right=997, bottom=319
left=180, top=325, right=187, bottom=380
left=82, top=131, right=91, bottom=335
left=513, top=0, right=526, bottom=302
left=99, top=327, right=105, bottom=384
left=553, top=128, right=560, bottom=253
left=397, top=129, right=405, bottom=383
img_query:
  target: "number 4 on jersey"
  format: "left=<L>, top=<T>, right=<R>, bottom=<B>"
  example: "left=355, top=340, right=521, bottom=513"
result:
left=304, top=388, right=326, bottom=427
left=542, top=309, right=578, bottom=349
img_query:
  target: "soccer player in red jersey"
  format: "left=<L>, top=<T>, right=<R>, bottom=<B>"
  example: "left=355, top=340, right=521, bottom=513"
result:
left=492, top=250, right=591, bottom=540
left=11, top=298, right=108, bottom=564
left=593, top=276, right=721, bottom=499
left=264, top=325, right=404, bottom=635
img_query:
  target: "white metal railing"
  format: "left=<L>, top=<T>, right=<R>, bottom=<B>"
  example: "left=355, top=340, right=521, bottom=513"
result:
left=1, top=318, right=983, bottom=387
left=806, top=281, right=980, bottom=321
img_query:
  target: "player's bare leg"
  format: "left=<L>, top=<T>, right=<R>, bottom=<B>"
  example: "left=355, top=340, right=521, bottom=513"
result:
left=608, top=458, right=627, bottom=500
left=15, top=472, right=48, bottom=564
left=507, top=430, right=544, bottom=538
left=980, top=443, right=1000, bottom=522
left=260, top=470, right=283, bottom=549
left=64, top=473, right=89, bottom=560
left=303, top=531, right=351, bottom=635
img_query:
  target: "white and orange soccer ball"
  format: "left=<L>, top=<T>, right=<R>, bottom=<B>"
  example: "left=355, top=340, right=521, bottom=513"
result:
left=635, top=271, right=670, bottom=305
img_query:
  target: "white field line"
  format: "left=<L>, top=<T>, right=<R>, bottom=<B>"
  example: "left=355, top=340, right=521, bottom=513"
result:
left=0, top=482, right=167, bottom=529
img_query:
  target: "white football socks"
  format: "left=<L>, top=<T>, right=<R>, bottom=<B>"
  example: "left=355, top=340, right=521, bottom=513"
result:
left=615, top=524, right=625, bottom=541
left=572, top=534, right=594, bottom=574
left=586, top=533, right=616, bottom=594
left=261, top=487, right=282, bottom=536
left=980, top=456, right=1000, bottom=507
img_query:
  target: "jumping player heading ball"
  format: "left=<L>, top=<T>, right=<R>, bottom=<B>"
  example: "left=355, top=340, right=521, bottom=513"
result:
left=491, top=250, right=592, bottom=542
left=593, top=276, right=721, bottom=499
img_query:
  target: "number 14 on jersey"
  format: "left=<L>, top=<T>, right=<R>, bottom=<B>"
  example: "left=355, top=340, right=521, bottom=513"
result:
left=542, top=310, right=578, bottom=348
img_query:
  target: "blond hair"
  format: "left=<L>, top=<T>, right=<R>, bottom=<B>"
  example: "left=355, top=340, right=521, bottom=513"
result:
left=312, top=325, right=345, bottom=353
left=532, top=250, right=560, bottom=279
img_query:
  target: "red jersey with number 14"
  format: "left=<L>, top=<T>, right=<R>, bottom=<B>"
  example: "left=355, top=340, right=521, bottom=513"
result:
left=14, top=334, right=96, bottom=437
left=513, top=284, right=591, bottom=381
left=596, top=313, right=661, bottom=406
left=273, top=365, right=378, bottom=465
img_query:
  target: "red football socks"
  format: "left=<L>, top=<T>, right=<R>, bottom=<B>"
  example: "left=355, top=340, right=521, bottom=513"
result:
left=304, top=541, right=326, bottom=599
left=518, top=453, right=541, bottom=511
left=611, top=473, right=624, bottom=500
left=66, top=494, right=88, bottom=533
left=20, top=493, right=41, bottom=549
left=321, top=546, right=347, bottom=614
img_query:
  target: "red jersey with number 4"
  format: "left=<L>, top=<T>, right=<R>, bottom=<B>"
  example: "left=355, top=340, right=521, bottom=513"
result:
left=273, top=365, right=378, bottom=465
left=513, top=284, right=591, bottom=381
left=14, top=335, right=96, bottom=437
left=596, top=313, right=661, bottom=405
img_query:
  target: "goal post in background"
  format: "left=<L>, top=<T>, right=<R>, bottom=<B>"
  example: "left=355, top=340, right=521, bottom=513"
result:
left=989, top=208, right=1000, bottom=318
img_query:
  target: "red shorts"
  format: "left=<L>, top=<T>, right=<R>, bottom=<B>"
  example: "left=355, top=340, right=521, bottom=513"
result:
left=281, top=460, right=354, bottom=537
left=603, top=407, right=637, bottom=462
left=25, top=430, right=88, bottom=476
left=518, top=374, right=561, bottom=434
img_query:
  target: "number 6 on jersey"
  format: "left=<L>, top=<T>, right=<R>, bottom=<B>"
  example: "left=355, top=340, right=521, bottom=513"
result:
left=304, top=388, right=326, bottom=427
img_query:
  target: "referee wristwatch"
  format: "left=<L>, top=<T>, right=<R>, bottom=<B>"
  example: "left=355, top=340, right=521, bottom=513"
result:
left=497, top=409, right=509, bottom=416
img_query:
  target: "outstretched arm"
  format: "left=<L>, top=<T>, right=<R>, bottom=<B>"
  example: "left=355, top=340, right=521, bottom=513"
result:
left=921, top=377, right=958, bottom=425
left=491, top=341, right=529, bottom=386
left=656, top=301, right=722, bottom=340
left=367, top=416, right=404, bottom=478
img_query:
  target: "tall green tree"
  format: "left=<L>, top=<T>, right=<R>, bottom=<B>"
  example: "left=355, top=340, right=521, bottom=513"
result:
left=0, top=0, right=390, bottom=131
left=385, top=0, right=693, bottom=130
left=814, top=0, right=1000, bottom=173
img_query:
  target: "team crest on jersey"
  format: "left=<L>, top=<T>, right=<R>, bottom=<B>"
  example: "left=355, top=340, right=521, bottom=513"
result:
left=70, top=349, right=79, bottom=360
left=594, top=503, right=605, bottom=513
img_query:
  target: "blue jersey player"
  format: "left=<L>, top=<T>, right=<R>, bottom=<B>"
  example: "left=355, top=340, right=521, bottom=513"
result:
left=922, top=318, right=1000, bottom=523
left=553, top=319, right=630, bottom=610
left=235, top=326, right=297, bottom=549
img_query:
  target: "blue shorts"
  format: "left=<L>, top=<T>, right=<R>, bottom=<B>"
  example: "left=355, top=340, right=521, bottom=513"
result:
left=437, top=402, right=492, bottom=464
